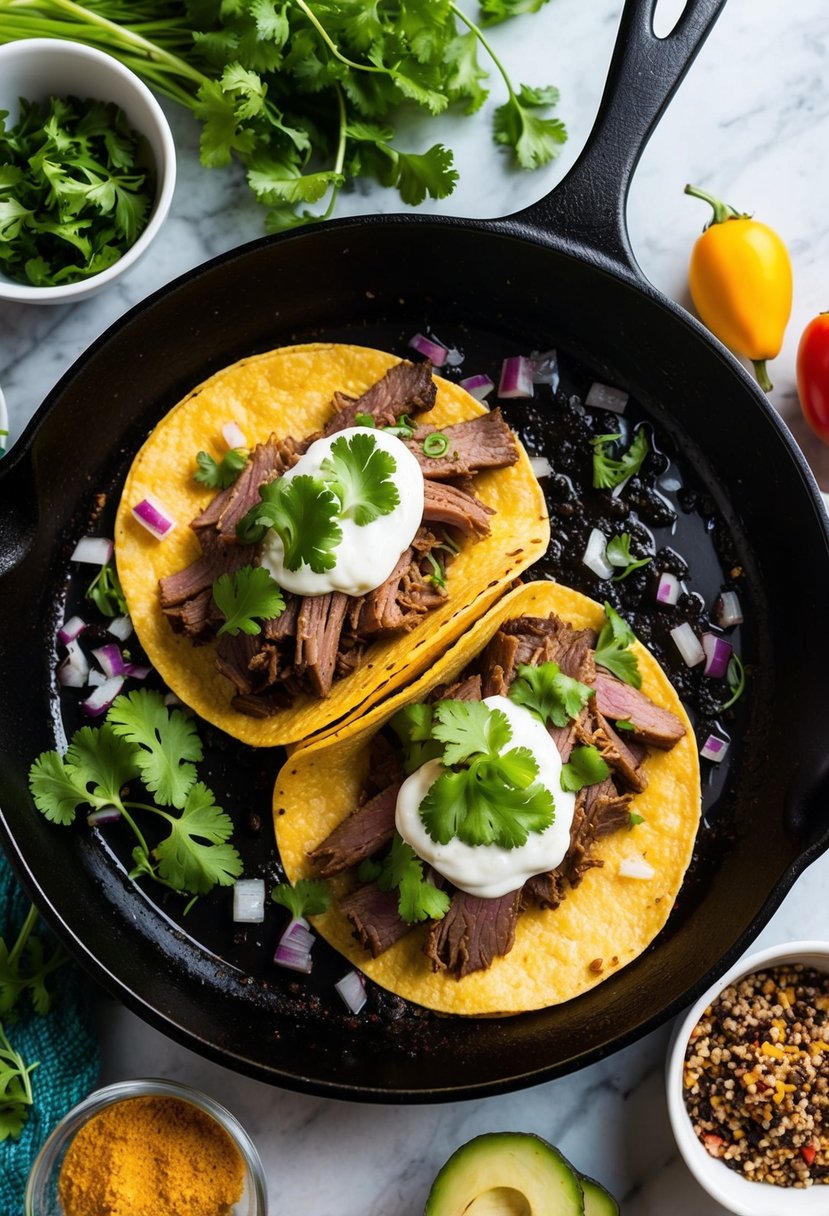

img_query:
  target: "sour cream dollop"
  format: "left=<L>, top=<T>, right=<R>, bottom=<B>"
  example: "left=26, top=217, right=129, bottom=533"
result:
left=395, top=696, right=577, bottom=899
left=260, top=427, right=424, bottom=597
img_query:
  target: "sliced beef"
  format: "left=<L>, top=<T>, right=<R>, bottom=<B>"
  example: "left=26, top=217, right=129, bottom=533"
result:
left=214, top=631, right=262, bottom=696
left=523, top=869, right=568, bottom=910
left=479, top=630, right=520, bottom=698
left=422, top=480, right=493, bottom=537
left=323, top=359, right=436, bottom=435
left=424, top=889, right=522, bottom=978
left=353, top=542, right=446, bottom=636
left=341, top=883, right=413, bottom=957
left=162, top=587, right=218, bottom=638
left=262, top=594, right=299, bottom=641
left=192, top=436, right=302, bottom=545
left=435, top=674, right=483, bottom=703
left=158, top=541, right=255, bottom=610
left=407, top=409, right=518, bottom=479
left=294, top=592, right=350, bottom=697
left=575, top=707, right=647, bottom=793
left=308, top=782, right=401, bottom=877
left=593, top=670, right=686, bottom=749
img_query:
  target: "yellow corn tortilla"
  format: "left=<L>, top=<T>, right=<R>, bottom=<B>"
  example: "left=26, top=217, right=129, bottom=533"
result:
left=274, top=580, right=701, bottom=1016
left=114, top=343, right=549, bottom=748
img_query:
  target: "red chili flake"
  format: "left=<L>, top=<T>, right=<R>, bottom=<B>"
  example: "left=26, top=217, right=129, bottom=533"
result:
left=703, top=1134, right=725, bottom=1157
left=801, top=1145, right=817, bottom=1166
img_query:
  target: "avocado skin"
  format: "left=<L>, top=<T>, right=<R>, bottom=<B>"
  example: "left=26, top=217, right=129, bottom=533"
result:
left=424, top=1131, right=585, bottom=1215
left=580, top=1175, right=620, bottom=1216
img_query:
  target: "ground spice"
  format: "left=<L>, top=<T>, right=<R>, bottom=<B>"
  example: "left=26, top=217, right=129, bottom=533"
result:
left=58, top=1094, right=246, bottom=1216
left=683, top=964, right=829, bottom=1188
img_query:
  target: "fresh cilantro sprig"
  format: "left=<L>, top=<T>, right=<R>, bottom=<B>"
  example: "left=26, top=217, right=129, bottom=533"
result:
left=592, top=428, right=649, bottom=491
left=593, top=602, right=642, bottom=689
left=359, top=834, right=450, bottom=924
left=419, top=700, right=556, bottom=849
left=606, top=533, right=653, bottom=581
left=560, top=744, right=610, bottom=793
left=0, top=1022, right=38, bottom=1143
left=388, top=703, right=444, bottom=775
left=86, top=557, right=127, bottom=618
left=213, top=565, right=286, bottom=636
left=509, top=661, right=594, bottom=727
left=271, top=878, right=331, bottom=920
left=28, top=690, right=243, bottom=897
left=320, top=432, right=400, bottom=524
left=194, top=447, right=249, bottom=490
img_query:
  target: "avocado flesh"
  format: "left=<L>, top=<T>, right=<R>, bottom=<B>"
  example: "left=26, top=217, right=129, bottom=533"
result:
left=424, top=1133, right=584, bottom=1216
left=580, top=1176, right=619, bottom=1216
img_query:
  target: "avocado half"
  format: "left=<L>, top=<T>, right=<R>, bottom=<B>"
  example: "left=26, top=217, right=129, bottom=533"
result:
left=423, top=1132, right=618, bottom=1216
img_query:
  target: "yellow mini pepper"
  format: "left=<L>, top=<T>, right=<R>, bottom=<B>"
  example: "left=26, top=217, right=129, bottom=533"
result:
left=685, top=183, right=793, bottom=392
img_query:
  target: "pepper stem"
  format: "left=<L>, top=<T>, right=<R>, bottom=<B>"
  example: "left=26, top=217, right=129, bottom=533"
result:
left=752, top=360, right=773, bottom=392
left=684, top=183, right=741, bottom=226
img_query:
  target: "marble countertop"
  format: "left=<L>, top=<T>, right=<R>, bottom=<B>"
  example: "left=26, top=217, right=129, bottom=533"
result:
left=2, top=1, right=829, bottom=1212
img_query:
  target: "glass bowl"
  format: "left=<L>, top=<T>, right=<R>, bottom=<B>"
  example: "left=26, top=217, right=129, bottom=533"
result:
left=25, top=1077, right=268, bottom=1215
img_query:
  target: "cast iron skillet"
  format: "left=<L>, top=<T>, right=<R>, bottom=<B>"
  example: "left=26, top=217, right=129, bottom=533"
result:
left=1, top=0, right=828, bottom=1102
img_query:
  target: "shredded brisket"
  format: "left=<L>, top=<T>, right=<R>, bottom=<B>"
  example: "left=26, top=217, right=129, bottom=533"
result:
left=294, top=592, right=350, bottom=698
left=593, top=669, right=686, bottom=749
left=406, top=409, right=518, bottom=479
left=424, top=889, right=522, bottom=978
left=323, top=359, right=436, bottom=435
left=422, top=480, right=493, bottom=536
left=307, top=782, right=400, bottom=876
left=341, top=883, right=413, bottom=957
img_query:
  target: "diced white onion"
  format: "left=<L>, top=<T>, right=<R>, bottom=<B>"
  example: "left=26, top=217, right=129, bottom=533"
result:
left=81, top=675, right=125, bottom=717
left=71, top=536, right=113, bottom=565
left=108, top=614, right=133, bottom=642
left=131, top=494, right=176, bottom=540
left=87, top=670, right=107, bottom=687
left=670, top=621, right=705, bottom=667
left=497, top=356, right=535, bottom=399
left=700, top=734, right=730, bottom=763
left=529, top=456, right=552, bottom=480
left=618, top=853, right=655, bottom=880
left=582, top=528, right=614, bottom=580
left=335, top=969, right=367, bottom=1015
left=701, top=632, right=732, bottom=679
left=585, top=381, right=629, bottom=415
left=57, top=615, right=86, bottom=645
left=57, top=639, right=89, bottom=688
left=222, top=420, right=247, bottom=450
left=458, top=374, right=494, bottom=402
left=443, top=345, right=464, bottom=368
left=530, top=349, right=560, bottom=390
left=655, top=571, right=680, bottom=605
left=715, top=590, right=744, bottom=628
left=408, top=332, right=448, bottom=367
left=233, top=878, right=265, bottom=923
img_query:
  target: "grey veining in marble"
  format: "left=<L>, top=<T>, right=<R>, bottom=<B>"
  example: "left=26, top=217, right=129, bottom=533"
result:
left=3, top=2, right=829, bottom=1212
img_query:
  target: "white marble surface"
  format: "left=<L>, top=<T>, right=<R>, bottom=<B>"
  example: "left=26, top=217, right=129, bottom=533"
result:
left=3, top=0, right=829, bottom=1212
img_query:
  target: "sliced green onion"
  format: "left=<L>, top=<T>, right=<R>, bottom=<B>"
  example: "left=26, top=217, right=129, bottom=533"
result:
left=423, top=432, right=449, bottom=457
left=354, top=412, right=375, bottom=427
left=424, top=552, right=446, bottom=589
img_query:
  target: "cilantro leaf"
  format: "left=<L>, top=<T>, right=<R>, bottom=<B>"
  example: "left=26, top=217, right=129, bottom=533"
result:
left=153, top=782, right=243, bottom=895
left=107, top=690, right=202, bottom=809
left=374, top=835, right=450, bottom=924
left=561, top=745, right=611, bottom=793
left=593, top=603, right=642, bottom=689
left=237, top=475, right=343, bottom=571
left=0, top=1023, right=37, bottom=1143
left=480, top=0, right=553, bottom=24
left=606, top=532, right=653, bottom=581
left=85, top=558, right=127, bottom=618
left=493, top=83, right=567, bottom=170
left=213, top=565, right=286, bottom=636
left=271, top=878, right=331, bottom=920
left=320, top=432, right=400, bottom=524
left=591, top=428, right=650, bottom=491
left=509, top=661, right=594, bottom=727
left=431, top=699, right=513, bottom=766
left=194, top=447, right=249, bottom=489
left=388, top=703, right=443, bottom=774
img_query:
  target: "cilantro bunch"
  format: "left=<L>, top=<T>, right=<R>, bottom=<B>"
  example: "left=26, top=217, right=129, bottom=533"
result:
left=28, top=689, right=243, bottom=897
left=0, top=0, right=566, bottom=230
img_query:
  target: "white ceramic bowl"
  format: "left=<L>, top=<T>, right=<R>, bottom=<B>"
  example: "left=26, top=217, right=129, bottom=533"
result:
left=666, top=940, right=829, bottom=1215
left=0, top=39, right=176, bottom=304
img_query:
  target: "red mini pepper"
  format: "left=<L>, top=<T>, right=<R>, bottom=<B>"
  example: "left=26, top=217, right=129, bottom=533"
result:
left=796, top=311, right=829, bottom=444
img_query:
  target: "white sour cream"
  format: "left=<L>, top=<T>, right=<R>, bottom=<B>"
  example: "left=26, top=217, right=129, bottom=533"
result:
left=260, top=427, right=424, bottom=597
left=395, top=696, right=577, bottom=899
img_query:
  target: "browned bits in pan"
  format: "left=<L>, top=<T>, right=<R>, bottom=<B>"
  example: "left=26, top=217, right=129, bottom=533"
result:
left=683, top=964, right=829, bottom=1187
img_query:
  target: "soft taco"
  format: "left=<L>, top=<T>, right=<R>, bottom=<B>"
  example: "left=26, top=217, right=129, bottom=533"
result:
left=114, top=343, right=548, bottom=748
left=273, top=580, right=701, bottom=1016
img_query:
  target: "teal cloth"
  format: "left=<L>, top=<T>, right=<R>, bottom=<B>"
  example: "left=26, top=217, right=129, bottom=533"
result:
left=0, top=851, right=100, bottom=1216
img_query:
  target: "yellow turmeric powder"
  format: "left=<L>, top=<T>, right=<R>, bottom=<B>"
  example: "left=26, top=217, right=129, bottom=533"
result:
left=58, top=1094, right=246, bottom=1216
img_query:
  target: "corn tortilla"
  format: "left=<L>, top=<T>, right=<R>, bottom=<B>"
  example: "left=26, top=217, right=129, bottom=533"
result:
left=273, top=580, right=701, bottom=1016
left=114, top=343, right=549, bottom=748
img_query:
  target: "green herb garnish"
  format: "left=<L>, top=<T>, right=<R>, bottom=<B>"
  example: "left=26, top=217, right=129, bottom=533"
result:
left=388, top=703, right=444, bottom=775
left=629, top=811, right=645, bottom=827
left=213, top=565, right=285, bottom=636
left=271, top=878, right=331, bottom=920
left=509, top=661, right=594, bottom=728
left=362, top=834, right=450, bottom=924
left=320, top=431, right=400, bottom=524
left=86, top=557, right=127, bottom=618
left=718, top=652, right=746, bottom=711
left=591, top=428, right=649, bottom=491
left=28, top=689, right=243, bottom=897
left=423, top=552, right=447, bottom=590
left=593, top=602, right=642, bottom=689
left=0, top=1023, right=38, bottom=1142
left=422, top=431, right=449, bottom=457
left=194, top=447, right=249, bottom=489
left=606, top=533, right=652, bottom=581
left=560, top=744, right=610, bottom=793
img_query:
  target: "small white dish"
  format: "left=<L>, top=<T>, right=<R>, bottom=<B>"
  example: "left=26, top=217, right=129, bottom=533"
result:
left=0, top=38, right=176, bottom=305
left=666, top=940, right=829, bottom=1215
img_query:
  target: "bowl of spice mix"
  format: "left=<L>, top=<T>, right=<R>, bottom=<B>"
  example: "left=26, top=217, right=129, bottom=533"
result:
left=666, top=940, right=829, bottom=1215
left=0, top=38, right=175, bottom=304
left=25, top=1077, right=267, bottom=1216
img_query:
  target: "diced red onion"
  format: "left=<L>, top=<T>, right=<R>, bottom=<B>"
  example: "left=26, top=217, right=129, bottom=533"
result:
left=618, top=852, right=655, bottom=879
left=715, top=590, right=744, bottom=628
left=125, top=663, right=151, bottom=681
left=232, top=878, right=265, bottom=923
left=498, top=356, right=535, bottom=399
left=529, top=456, right=552, bottom=479
left=57, top=615, right=86, bottom=645
left=93, top=642, right=126, bottom=679
left=57, top=640, right=89, bottom=689
left=408, top=332, right=448, bottom=367
left=86, top=806, right=122, bottom=826
left=700, top=734, right=729, bottom=763
left=335, top=969, right=367, bottom=1015
left=530, top=349, right=560, bottom=389
left=701, top=632, right=732, bottom=679
left=273, top=942, right=313, bottom=973
left=458, top=373, right=494, bottom=402
left=280, top=917, right=315, bottom=952
left=131, top=494, right=176, bottom=540
left=108, top=614, right=133, bottom=642
left=274, top=916, right=316, bottom=972
left=582, top=528, right=613, bottom=580
left=222, top=420, right=247, bottom=450
left=81, top=675, right=125, bottom=717
left=670, top=621, right=705, bottom=667
left=71, top=536, right=113, bottom=565
left=655, top=571, right=680, bottom=605
left=585, top=381, right=629, bottom=415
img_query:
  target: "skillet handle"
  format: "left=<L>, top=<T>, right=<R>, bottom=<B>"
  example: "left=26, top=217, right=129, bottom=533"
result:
left=509, top=0, right=728, bottom=271
left=0, top=447, right=38, bottom=576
